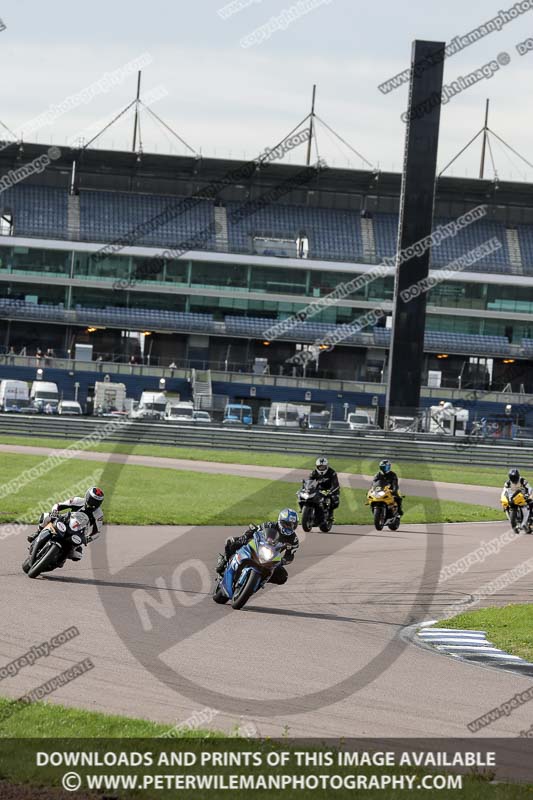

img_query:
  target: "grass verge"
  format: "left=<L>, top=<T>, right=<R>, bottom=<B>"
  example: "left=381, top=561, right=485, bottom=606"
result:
left=0, top=698, right=526, bottom=799
left=0, top=696, right=218, bottom=738
left=0, top=433, right=508, bottom=487
left=0, top=453, right=500, bottom=526
left=438, top=604, right=533, bottom=663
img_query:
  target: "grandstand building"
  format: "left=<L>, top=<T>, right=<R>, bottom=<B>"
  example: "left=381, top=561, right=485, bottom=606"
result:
left=1, top=142, right=533, bottom=423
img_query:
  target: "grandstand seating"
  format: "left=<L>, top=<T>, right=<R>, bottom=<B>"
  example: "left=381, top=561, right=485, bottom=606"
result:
left=3, top=184, right=529, bottom=275
left=225, top=202, right=363, bottom=261
left=78, top=190, right=216, bottom=250
left=0, top=298, right=517, bottom=357
left=521, top=338, right=533, bottom=356
left=372, top=212, right=512, bottom=273
left=516, top=225, right=533, bottom=272
left=1, top=184, right=68, bottom=239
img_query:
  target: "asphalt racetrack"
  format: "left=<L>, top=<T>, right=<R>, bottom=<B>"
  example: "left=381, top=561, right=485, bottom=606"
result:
left=1, top=448, right=532, bottom=740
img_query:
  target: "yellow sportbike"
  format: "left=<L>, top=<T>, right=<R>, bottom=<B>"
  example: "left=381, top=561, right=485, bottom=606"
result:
left=501, top=487, right=530, bottom=534
left=366, top=484, right=401, bottom=531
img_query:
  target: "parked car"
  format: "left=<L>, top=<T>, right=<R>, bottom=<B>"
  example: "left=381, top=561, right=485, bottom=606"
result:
left=223, top=404, right=253, bottom=425
left=58, top=400, right=83, bottom=416
left=308, top=411, right=330, bottom=430
left=347, top=412, right=380, bottom=431
left=327, top=420, right=352, bottom=432
left=193, top=410, right=211, bottom=423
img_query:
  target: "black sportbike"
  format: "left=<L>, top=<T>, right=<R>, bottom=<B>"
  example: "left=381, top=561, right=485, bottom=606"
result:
left=22, top=511, right=90, bottom=579
left=297, top=478, right=334, bottom=533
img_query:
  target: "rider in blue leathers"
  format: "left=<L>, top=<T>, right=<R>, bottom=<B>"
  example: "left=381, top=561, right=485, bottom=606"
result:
left=216, top=508, right=299, bottom=585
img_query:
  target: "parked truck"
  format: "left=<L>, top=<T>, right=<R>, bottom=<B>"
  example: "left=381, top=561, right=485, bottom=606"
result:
left=30, top=381, right=59, bottom=413
left=94, top=380, right=127, bottom=415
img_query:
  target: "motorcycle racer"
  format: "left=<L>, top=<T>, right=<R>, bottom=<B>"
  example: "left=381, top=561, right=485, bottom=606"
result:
left=372, top=460, right=403, bottom=516
left=216, top=509, right=299, bottom=585
left=503, top=468, right=533, bottom=530
left=309, top=457, right=340, bottom=514
left=27, top=487, right=104, bottom=562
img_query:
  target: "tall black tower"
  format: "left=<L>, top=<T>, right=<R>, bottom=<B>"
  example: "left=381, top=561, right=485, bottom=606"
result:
left=385, top=40, right=445, bottom=423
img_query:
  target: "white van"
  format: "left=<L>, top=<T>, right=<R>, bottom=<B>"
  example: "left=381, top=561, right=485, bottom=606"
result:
left=131, top=391, right=167, bottom=420
left=268, top=403, right=306, bottom=427
left=30, top=381, right=59, bottom=412
left=165, top=401, right=194, bottom=422
left=58, top=400, right=83, bottom=416
left=0, top=379, right=30, bottom=412
left=347, top=411, right=373, bottom=430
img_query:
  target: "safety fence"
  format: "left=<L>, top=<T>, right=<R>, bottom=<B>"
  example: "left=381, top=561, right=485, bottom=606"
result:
left=1, top=414, right=533, bottom=467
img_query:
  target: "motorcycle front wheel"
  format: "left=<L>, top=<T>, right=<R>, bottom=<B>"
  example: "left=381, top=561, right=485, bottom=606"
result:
left=319, top=515, right=333, bottom=532
left=510, top=507, right=523, bottom=533
left=27, top=542, right=60, bottom=579
left=373, top=505, right=386, bottom=531
left=231, top=571, right=261, bottom=610
left=302, top=505, right=315, bottom=532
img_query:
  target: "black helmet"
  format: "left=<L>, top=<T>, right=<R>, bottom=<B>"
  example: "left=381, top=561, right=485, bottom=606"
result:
left=508, top=469, right=520, bottom=483
left=379, top=459, right=392, bottom=474
left=85, top=486, right=104, bottom=511
left=262, top=522, right=280, bottom=545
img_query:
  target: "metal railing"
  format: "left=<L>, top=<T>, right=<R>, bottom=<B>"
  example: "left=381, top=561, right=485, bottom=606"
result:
left=0, top=414, right=532, bottom=467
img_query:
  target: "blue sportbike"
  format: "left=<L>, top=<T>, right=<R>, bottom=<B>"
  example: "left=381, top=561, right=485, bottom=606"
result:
left=213, top=529, right=284, bottom=610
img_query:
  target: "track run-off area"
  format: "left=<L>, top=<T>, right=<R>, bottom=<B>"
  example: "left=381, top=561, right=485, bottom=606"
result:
left=0, top=442, right=532, bottom=739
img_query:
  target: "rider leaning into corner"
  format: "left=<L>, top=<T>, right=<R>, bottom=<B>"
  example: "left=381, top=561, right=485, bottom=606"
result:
left=27, top=487, right=105, bottom=563
left=504, top=468, right=533, bottom=529
left=372, top=459, right=404, bottom=516
left=309, top=457, right=340, bottom=516
left=216, top=508, right=299, bottom=585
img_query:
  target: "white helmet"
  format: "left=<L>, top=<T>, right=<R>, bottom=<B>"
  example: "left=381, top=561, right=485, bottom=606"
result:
left=316, top=457, right=329, bottom=474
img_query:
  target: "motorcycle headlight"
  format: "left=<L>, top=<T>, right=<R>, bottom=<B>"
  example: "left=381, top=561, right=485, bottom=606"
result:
left=258, top=545, right=275, bottom=563
left=377, top=491, right=385, bottom=497
left=300, top=492, right=309, bottom=499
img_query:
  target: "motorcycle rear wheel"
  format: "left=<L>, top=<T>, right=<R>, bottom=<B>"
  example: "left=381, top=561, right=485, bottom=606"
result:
left=27, top=542, right=60, bottom=579
left=388, top=517, right=401, bottom=531
left=231, top=571, right=261, bottom=610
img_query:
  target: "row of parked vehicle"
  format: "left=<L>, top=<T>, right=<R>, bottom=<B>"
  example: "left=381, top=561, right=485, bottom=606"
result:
left=0, top=379, right=83, bottom=415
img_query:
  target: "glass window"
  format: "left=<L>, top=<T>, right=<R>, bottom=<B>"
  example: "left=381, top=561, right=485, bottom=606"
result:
left=74, top=251, right=130, bottom=280
left=11, top=246, right=71, bottom=275
left=309, top=270, right=353, bottom=297
left=164, top=260, right=189, bottom=285
left=250, top=265, right=306, bottom=295
left=191, top=261, right=247, bottom=289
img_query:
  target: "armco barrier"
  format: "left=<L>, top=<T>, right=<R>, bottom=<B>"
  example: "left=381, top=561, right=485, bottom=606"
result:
left=0, top=414, right=533, bottom=468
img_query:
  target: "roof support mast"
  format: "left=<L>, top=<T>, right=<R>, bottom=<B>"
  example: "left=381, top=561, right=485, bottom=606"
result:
left=132, top=71, right=142, bottom=152
left=305, top=84, right=316, bottom=166
left=479, top=98, right=489, bottom=179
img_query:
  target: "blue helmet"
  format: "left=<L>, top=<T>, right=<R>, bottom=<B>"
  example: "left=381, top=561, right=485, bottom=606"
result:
left=278, top=508, right=299, bottom=534
left=379, top=459, right=392, bottom=474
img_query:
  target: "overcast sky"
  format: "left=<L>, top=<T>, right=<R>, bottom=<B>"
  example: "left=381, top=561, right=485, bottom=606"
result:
left=2, top=0, right=533, bottom=180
